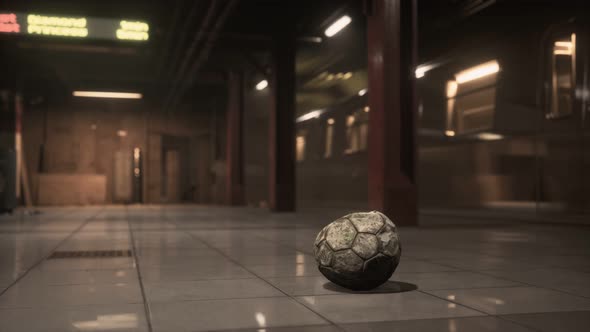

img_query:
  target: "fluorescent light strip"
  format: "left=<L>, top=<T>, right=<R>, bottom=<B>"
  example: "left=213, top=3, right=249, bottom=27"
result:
left=73, top=91, right=142, bottom=99
left=296, top=109, right=324, bottom=123
left=454, top=60, right=500, bottom=84
left=325, top=15, right=351, bottom=37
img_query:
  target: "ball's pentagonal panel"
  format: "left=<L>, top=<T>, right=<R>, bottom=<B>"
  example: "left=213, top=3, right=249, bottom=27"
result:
left=331, top=249, right=364, bottom=272
left=348, top=212, right=384, bottom=234
left=352, top=233, right=379, bottom=259
left=314, top=227, right=328, bottom=247
left=325, top=218, right=357, bottom=251
left=378, top=224, right=401, bottom=258
left=316, top=242, right=333, bottom=267
left=314, top=211, right=402, bottom=291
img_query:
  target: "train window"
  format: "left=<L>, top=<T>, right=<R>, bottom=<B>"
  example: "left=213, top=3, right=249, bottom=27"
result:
left=548, top=33, right=576, bottom=119
left=345, top=109, right=369, bottom=154
left=296, top=133, right=306, bottom=162
left=445, top=60, right=499, bottom=135
left=324, top=118, right=335, bottom=158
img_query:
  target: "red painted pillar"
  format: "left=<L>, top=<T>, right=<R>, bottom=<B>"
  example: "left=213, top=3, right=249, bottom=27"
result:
left=366, top=0, right=418, bottom=225
left=225, top=71, right=245, bottom=205
left=268, top=19, right=296, bottom=212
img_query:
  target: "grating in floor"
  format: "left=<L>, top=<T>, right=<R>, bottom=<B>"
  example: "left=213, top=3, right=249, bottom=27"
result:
left=48, top=249, right=132, bottom=259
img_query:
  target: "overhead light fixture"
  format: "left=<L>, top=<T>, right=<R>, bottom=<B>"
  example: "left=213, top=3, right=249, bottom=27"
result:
left=325, top=15, right=352, bottom=37
left=445, top=130, right=456, bottom=137
left=363, top=106, right=370, bottom=112
left=73, top=91, right=142, bottom=99
left=327, top=118, right=335, bottom=125
left=358, top=88, right=367, bottom=96
left=415, top=64, right=435, bottom=79
left=296, top=109, right=324, bottom=123
left=476, top=132, right=503, bottom=141
left=343, top=72, right=353, bottom=79
left=117, top=130, right=128, bottom=137
left=255, top=79, right=268, bottom=90
left=454, top=60, right=500, bottom=84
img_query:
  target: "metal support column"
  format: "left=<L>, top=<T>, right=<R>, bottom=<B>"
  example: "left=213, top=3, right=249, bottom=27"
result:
left=366, top=0, right=418, bottom=225
left=225, top=71, right=245, bottom=205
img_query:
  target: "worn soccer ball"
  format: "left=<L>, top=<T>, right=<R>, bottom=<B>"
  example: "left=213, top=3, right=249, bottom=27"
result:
left=314, top=211, right=401, bottom=290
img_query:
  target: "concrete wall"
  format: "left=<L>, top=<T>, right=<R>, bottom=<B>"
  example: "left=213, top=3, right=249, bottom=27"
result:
left=22, top=98, right=212, bottom=205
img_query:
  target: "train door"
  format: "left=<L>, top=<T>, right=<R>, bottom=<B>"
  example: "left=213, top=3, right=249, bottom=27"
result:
left=538, top=24, right=587, bottom=216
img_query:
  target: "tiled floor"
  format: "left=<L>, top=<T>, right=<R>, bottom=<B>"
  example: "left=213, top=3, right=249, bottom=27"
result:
left=0, top=206, right=589, bottom=331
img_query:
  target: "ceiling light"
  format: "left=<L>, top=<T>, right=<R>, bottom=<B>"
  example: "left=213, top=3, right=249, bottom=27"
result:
left=327, top=118, right=335, bottom=125
left=117, top=130, right=127, bottom=137
left=415, top=65, right=433, bottom=78
left=325, top=15, right=352, bottom=37
left=73, top=91, right=142, bottom=99
left=445, top=130, right=456, bottom=137
left=476, top=132, right=503, bottom=141
left=255, top=79, right=268, bottom=90
left=454, top=60, right=500, bottom=84
left=363, top=106, right=370, bottom=112
left=296, top=109, right=324, bottom=123
left=343, top=72, right=353, bottom=79
left=358, top=88, right=367, bottom=96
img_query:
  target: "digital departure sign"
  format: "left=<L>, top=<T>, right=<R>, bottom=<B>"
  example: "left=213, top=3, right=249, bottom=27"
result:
left=0, top=12, right=149, bottom=42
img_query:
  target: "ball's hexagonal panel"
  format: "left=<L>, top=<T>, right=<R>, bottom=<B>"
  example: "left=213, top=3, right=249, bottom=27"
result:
left=331, top=249, right=364, bottom=272
left=348, top=211, right=384, bottom=234
left=325, top=218, right=357, bottom=251
left=378, top=224, right=401, bottom=257
left=315, top=242, right=333, bottom=267
left=314, top=211, right=402, bottom=291
left=352, top=233, right=379, bottom=259
left=314, top=227, right=327, bottom=247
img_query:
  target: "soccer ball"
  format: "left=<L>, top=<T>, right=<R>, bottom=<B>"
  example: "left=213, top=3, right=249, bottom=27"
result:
left=314, top=211, right=401, bottom=290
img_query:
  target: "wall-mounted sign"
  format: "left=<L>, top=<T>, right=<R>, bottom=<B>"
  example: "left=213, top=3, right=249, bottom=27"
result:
left=0, top=12, right=149, bottom=42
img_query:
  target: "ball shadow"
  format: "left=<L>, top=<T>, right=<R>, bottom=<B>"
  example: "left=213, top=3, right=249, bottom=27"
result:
left=323, top=280, right=418, bottom=294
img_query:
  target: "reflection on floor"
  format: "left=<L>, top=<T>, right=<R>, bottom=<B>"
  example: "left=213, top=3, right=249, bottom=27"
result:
left=1, top=205, right=590, bottom=332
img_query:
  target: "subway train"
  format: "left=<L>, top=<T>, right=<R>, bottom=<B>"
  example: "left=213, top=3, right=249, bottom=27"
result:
left=294, top=1, right=590, bottom=218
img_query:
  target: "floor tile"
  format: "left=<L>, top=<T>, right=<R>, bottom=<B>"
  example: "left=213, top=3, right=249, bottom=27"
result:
left=427, top=286, right=590, bottom=315
left=265, top=276, right=343, bottom=296
left=37, top=257, right=136, bottom=271
left=434, top=257, right=542, bottom=271
left=215, top=326, right=342, bottom=332
left=21, top=268, right=138, bottom=285
left=341, top=316, right=535, bottom=332
left=393, top=271, right=523, bottom=290
left=150, top=297, right=328, bottom=332
left=394, top=259, right=460, bottom=273
left=249, top=262, right=323, bottom=277
left=0, top=283, right=142, bottom=308
left=0, top=304, right=148, bottom=332
left=144, top=278, right=284, bottom=302
left=482, top=268, right=590, bottom=297
left=501, top=311, right=590, bottom=332
left=140, top=264, right=255, bottom=281
left=297, top=292, right=483, bottom=323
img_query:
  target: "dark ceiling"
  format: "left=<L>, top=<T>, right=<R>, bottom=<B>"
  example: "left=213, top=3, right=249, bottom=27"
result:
left=0, top=0, right=524, bottom=115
